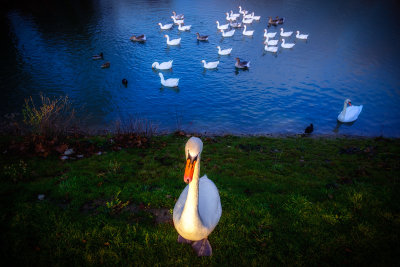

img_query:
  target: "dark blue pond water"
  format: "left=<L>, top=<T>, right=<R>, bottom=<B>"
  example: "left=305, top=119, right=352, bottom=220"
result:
left=2, top=0, right=400, bottom=136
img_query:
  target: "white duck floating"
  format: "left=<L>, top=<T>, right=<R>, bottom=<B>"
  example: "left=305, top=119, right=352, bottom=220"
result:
left=280, top=28, right=293, bottom=37
left=172, top=11, right=184, bottom=20
left=217, top=46, right=232, bottom=55
left=221, top=29, right=235, bottom=37
left=158, top=23, right=173, bottom=30
left=152, top=60, right=173, bottom=70
left=239, top=6, right=248, bottom=15
left=173, top=137, right=222, bottom=256
left=296, top=31, right=309, bottom=40
left=250, top=12, right=261, bottom=21
left=264, top=43, right=278, bottom=53
left=264, top=37, right=278, bottom=46
left=338, top=99, right=363, bottom=123
left=216, top=21, right=229, bottom=30
left=164, top=35, right=181, bottom=45
left=201, top=60, right=219, bottom=69
left=171, top=16, right=184, bottom=25
left=264, top=29, right=277, bottom=38
left=230, top=10, right=240, bottom=19
left=178, top=23, right=191, bottom=31
left=242, top=25, right=254, bottom=36
left=158, top=73, right=179, bottom=87
left=242, top=17, right=254, bottom=24
left=225, top=12, right=236, bottom=22
left=281, top=39, right=295, bottom=48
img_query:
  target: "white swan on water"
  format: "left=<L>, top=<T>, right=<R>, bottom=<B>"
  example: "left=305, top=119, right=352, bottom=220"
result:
left=158, top=73, right=179, bottom=87
left=152, top=60, right=173, bottom=70
left=217, top=46, right=232, bottom=55
left=201, top=60, right=219, bottom=69
left=164, top=35, right=181, bottom=45
left=338, top=99, right=363, bottom=123
left=173, top=137, right=222, bottom=256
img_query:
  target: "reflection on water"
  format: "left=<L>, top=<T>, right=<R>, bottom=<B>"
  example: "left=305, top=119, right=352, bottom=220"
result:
left=1, top=0, right=400, bottom=136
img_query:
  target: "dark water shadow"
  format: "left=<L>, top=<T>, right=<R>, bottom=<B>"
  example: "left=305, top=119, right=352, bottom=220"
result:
left=160, top=86, right=180, bottom=93
left=333, top=120, right=356, bottom=133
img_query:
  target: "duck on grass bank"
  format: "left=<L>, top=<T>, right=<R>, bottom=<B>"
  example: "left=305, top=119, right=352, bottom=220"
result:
left=173, top=137, right=222, bottom=256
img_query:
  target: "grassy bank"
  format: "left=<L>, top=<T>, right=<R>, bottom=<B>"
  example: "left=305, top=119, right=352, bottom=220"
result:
left=1, top=134, right=399, bottom=266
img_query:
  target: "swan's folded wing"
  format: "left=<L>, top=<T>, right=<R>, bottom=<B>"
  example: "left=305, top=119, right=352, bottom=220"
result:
left=198, top=175, right=222, bottom=230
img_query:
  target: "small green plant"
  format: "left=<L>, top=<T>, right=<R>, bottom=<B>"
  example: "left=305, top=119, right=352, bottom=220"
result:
left=22, top=94, right=77, bottom=137
left=3, top=160, right=28, bottom=183
left=107, top=160, right=121, bottom=175
left=106, top=190, right=129, bottom=214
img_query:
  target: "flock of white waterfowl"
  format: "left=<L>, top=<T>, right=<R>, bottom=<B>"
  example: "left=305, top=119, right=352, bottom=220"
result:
left=142, top=5, right=312, bottom=88
left=93, top=5, right=363, bottom=125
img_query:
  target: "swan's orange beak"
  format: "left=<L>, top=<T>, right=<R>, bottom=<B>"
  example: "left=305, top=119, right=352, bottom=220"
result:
left=184, top=157, right=197, bottom=184
left=349, top=102, right=352, bottom=106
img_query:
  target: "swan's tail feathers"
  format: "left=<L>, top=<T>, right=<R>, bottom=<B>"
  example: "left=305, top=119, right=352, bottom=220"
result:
left=178, top=235, right=192, bottom=244
left=192, top=238, right=212, bottom=256
left=246, top=61, right=250, bottom=67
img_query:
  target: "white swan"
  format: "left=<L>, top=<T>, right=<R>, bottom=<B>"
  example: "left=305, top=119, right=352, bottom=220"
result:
left=242, top=25, right=254, bottom=36
left=281, top=39, right=295, bottom=48
left=216, top=21, right=229, bottom=30
left=280, top=28, right=293, bottom=37
left=158, top=73, right=179, bottom=87
left=152, top=60, right=173, bottom=70
left=171, top=16, right=184, bottom=25
left=178, top=23, right=191, bottom=31
left=164, top=35, right=181, bottom=45
left=217, top=46, right=232, bottom=55
left=201, top=60, right=219, bottom=69
left=225, top=12, right=236, bottom=21
left=264, top=43, right=278, bottom=53
left=239, top=6, right=248, bottom=15
left=158, top=23, right=173, bottom=30
left=172, top=11, right=184, bottom=20
left=220, top=29, right=235, bottom=37
left=251, top=12, right=261, bottom=21
left=264, top=37, right=279, bottom=46
left=242, top=17, right=253, bottom=24
left=244, top=13, right=253, bottom=19
left=230, top=10, right=240, bottom=19
left=264, top=29, right=277, bottom=38
left=338, top=99, right=363, bottom=123
left=296, top=31, right=309, bottom=40
left=173, top=137, right=222, bottom=256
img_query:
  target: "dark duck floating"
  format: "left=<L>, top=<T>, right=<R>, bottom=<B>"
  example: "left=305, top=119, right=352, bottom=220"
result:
left=101, top=62, right=110, bottom=68
left=130, top=34, right=147, bottom=42
left=196, top=33, right=209, bottom=41
left=235, top=58, right=250, bottom=69
left=92, top=52, right=103, bottom=60
left=122, top=78, right=128, bottom=86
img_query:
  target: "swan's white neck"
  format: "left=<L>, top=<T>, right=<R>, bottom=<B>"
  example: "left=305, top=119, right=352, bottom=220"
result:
left=159, top=74, right=165, bottom=82
left=342, top=101, right=348, bottom=115
left=180, top=156, right=203, bottom=230
left=165, top=35, right=170, bottom=41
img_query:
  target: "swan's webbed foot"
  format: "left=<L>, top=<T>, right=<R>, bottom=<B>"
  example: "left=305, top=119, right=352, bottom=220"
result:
left=177, top=235, right=192, bottom=244
left=192, top=238, right=212, bottom=256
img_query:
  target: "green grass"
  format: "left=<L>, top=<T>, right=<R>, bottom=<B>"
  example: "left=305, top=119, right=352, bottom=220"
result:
left=1, top=135, right=400, bottom=266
